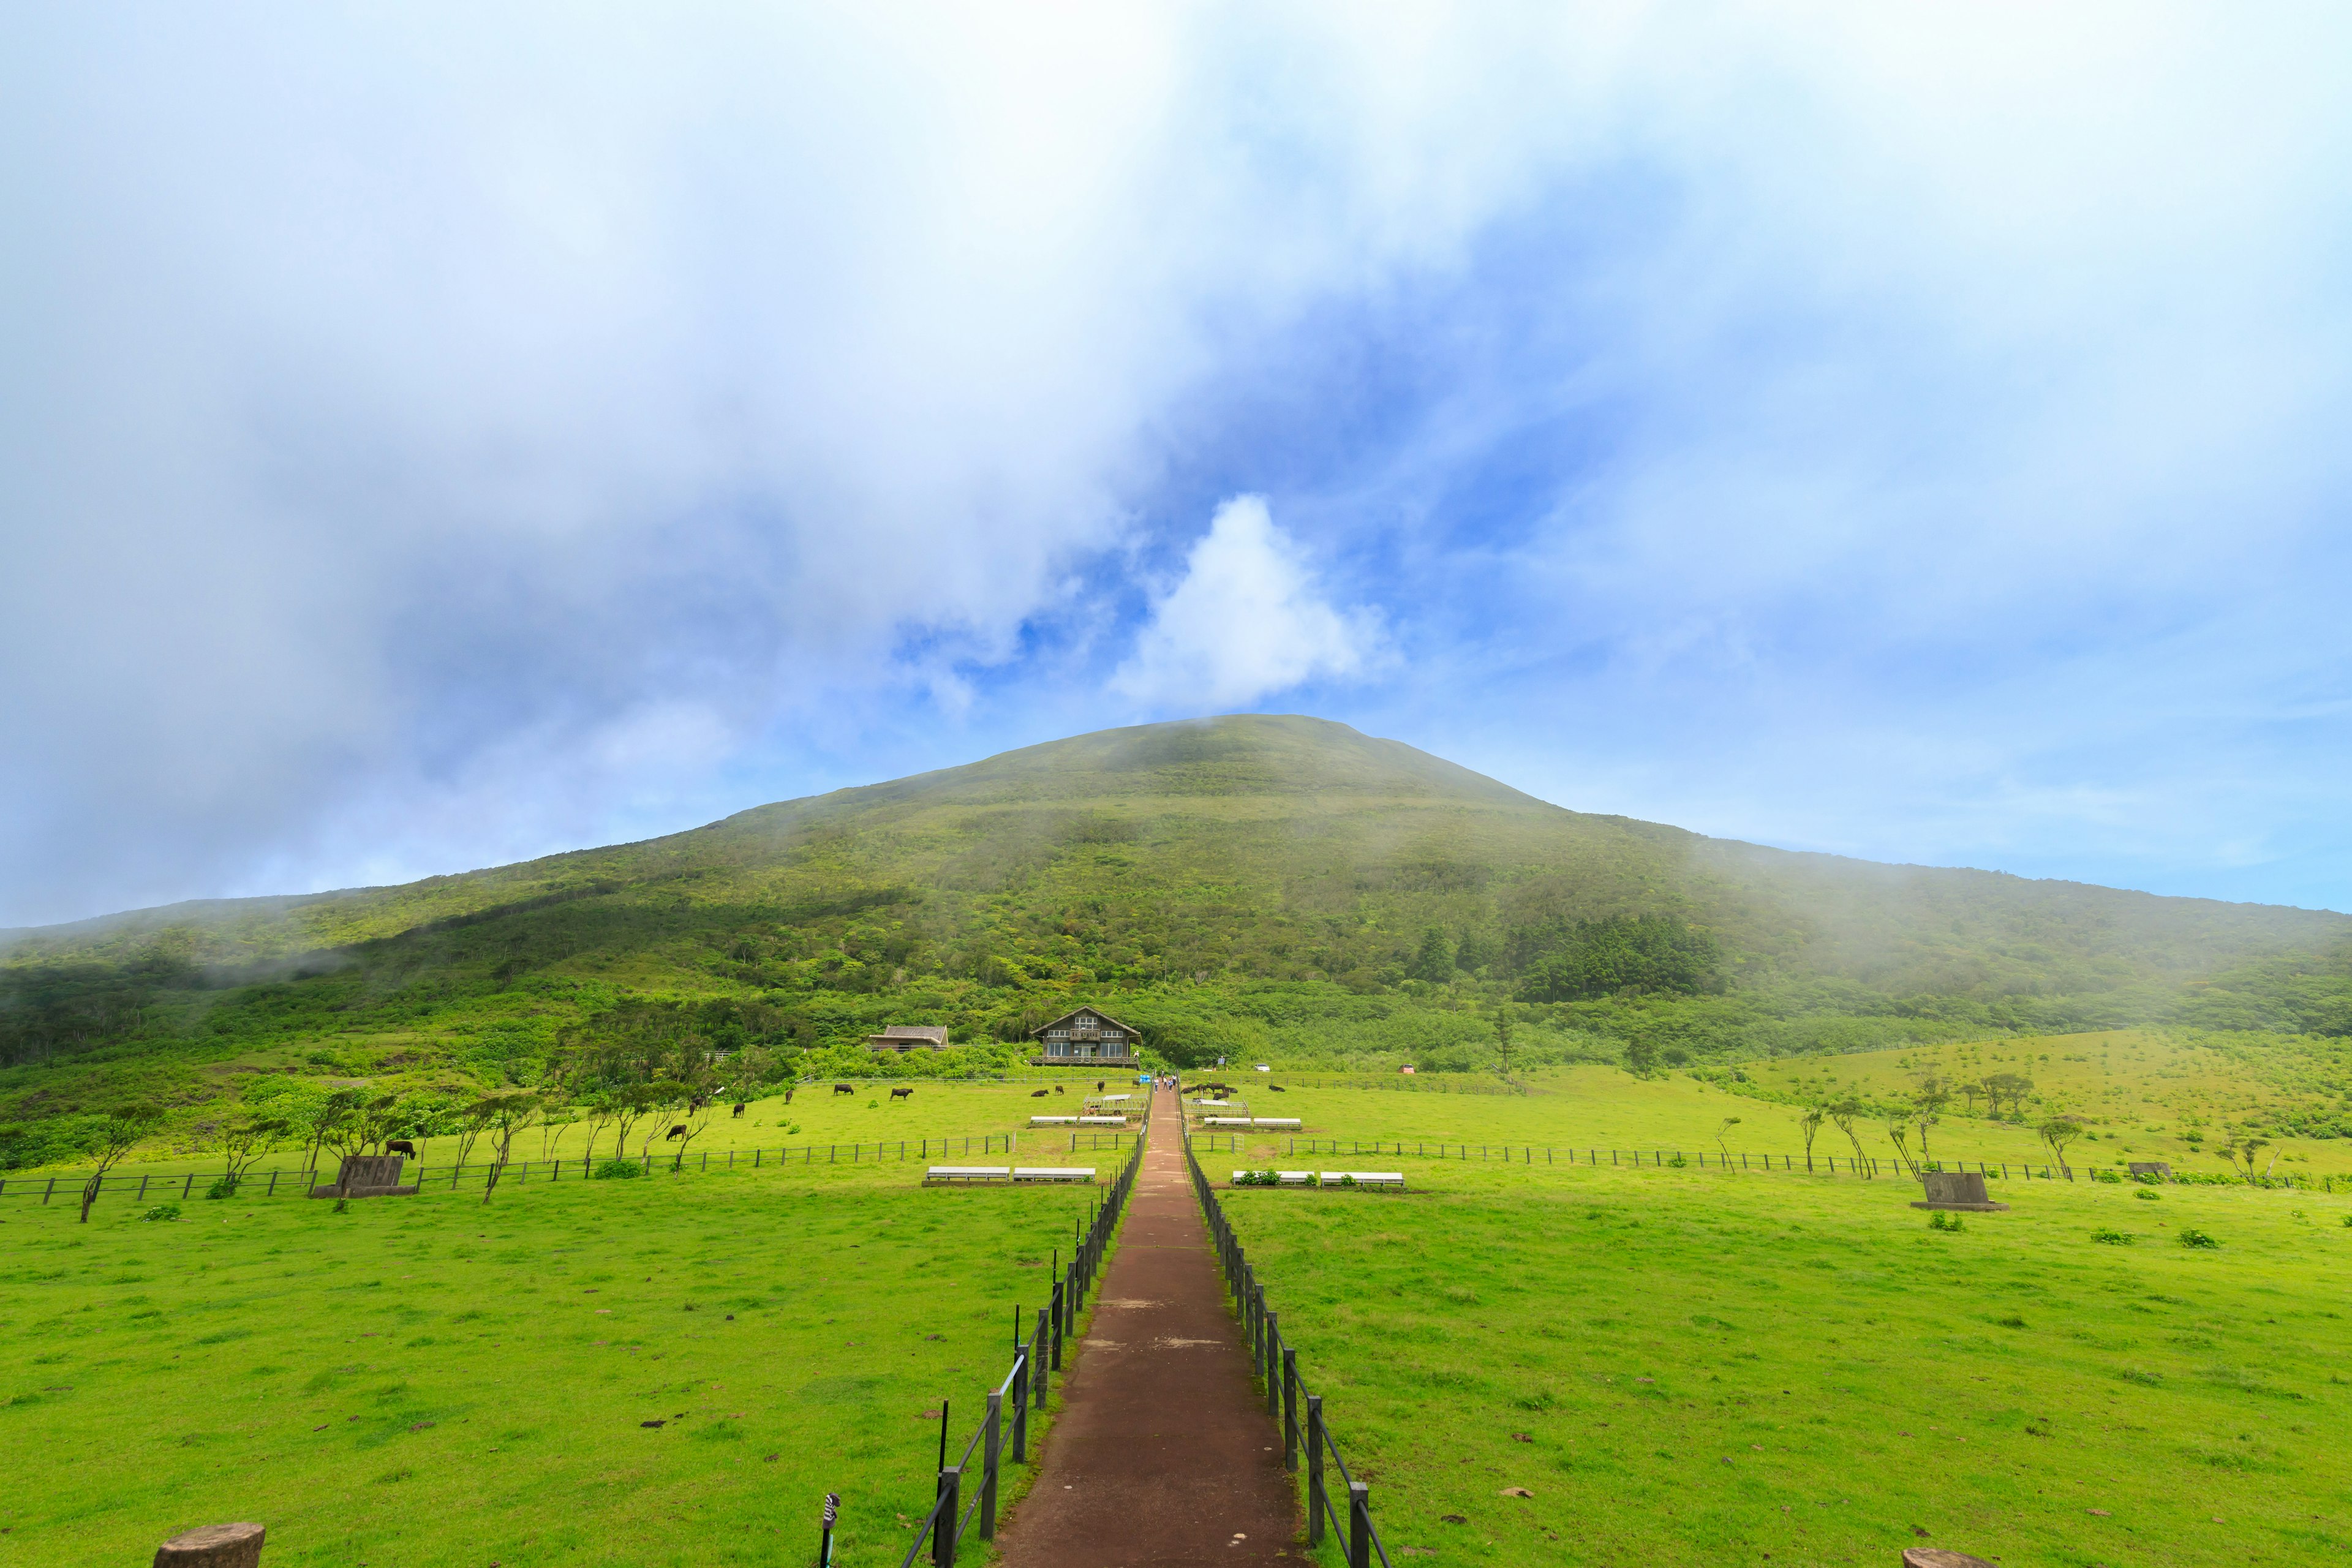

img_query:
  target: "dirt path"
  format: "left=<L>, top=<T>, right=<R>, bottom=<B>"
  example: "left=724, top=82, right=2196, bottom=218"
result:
left=994, top=1084, right=1306, bottom=1568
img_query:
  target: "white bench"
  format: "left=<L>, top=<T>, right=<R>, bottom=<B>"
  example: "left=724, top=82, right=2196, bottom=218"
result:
left=1028, top=1115, right=1079, bottom=1125
left=1250, top=1118, right=1302, bottom=1129
left=925, top=1167, right=1011, bottom=1184
left=1012, top=1167, right=1097, bottom=1184
left=1188, top=1099, right=1234, bottom=1108
left=1202, top=1117, right=1253, bottom=1128
left=1322, top=1172, right=1406, bottom=1188
left=1093, top=1094, right=1133, bottom=1102
left=1076, top=1115, right=1129, bottom=1126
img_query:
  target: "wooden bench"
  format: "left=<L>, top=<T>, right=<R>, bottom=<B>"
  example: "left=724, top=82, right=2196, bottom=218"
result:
left=1321, top=1172, right=1406, bottom=1189
left=924, top=1167, right=1012, bottom=1184
left=1012, top=1167, right=1097, bottom=1184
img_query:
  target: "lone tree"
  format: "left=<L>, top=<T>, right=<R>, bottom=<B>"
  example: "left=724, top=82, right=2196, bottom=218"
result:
left=1798, top=1106, right=1826, bottom=1170
left=2219, top=1128, right=2271, bottom=1182
left=1828, top=1096, right=1872, bottom=1171
left=1882, top=1102, right=1919, bottom=1177
left=206, top=1112, right=287, bottom=1196
left=2037, top=1115, right=2084, bottom=1177
left=79, top=1105, right=163, bottom=1223
left=467, top=1090, right=546, bottom=1204
left=1624, top=1038, right=1662, bottom=1079
left=1912, top=1076, right=1953, bottom=1166
left=1714, top=1117, right=1741, bottom=1160
left=1492, top=1011, right=1516, bottom=1081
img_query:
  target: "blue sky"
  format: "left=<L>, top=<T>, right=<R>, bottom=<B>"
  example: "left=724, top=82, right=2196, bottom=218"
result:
left=6, top=3, right=2352, bottom=928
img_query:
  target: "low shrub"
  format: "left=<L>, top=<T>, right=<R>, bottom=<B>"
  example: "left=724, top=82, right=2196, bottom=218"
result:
left=203, top=1176, right=238, bottom=1200
left=2135, top=1189, right=2162, bottom=1200
left=2091, top=1228, right=2133, bottom=1245
left=593, top=1159, right=643, bottom=1180
left=2092, top=1170, right=2123, bottom=1184
left=140, top=1203, right=180, bottom=1222
left=1928, top=1212, right=1966, bottom=1232
left=2178, top=1227, right=2220, bottom=1250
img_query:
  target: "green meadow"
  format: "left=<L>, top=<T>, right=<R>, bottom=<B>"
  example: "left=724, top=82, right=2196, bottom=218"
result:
left=1213, top=1153, right=2352, bottom=1568
left=0, top=1163, right=1107, bottom=1567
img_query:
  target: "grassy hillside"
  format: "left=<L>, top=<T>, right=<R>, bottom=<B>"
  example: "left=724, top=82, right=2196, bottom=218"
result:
left=4, top=714, right=2348, bottom=1167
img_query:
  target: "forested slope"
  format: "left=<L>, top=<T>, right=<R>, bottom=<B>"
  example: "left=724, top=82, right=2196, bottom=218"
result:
left=4, top=715, right=2347, bottom=1162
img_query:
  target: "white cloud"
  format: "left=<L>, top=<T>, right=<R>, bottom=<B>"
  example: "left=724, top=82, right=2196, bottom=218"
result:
left=1112, top=497, right=1381, bottom=709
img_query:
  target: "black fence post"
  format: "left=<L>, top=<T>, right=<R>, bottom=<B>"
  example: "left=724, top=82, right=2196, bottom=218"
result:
left=1034, top=1308, right=1051, bottom=1408
left=1051, top=1278, right=1066, bottom=1370
left=1264, top=1311, right=1280, bottom=1419
left=1283, top=1348, right=1299, bottom=1470
left=981, top=1392, right=1001, bottom=1539
left=1012, top=1354, right=1030, bottom=1462
left=1349, top=1482, right=1372, bottom=1568
left=1306, top=1395, right=1326, bottom=1546
left=933, top=1466, right=960, bottom=1568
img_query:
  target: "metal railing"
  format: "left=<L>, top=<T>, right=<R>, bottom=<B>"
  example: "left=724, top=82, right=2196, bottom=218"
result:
left=1183, top=1121, right=1389, bottom=1568
left=899, top=1129, right=1148, bottom=1568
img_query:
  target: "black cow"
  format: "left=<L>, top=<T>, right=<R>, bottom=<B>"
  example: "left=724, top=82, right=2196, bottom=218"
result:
left=889, top=1087, right=913, bottom=1102
left=1054, top=1085, right=1065, bottom=1095
left=731, top=1102, right=747, bottom=1118
left=664, top=1124, right=688, bottom=1140
left=833, top=1084, right=856, bottom=1096
left=1030, top=1089, right=1049, bottom=1098
left=1095, top=1080, right=1105, bottom=1091
left=385, top=1139, right=418, bottom=1158
left=1268, top=1085, right=1286, bottom=1093
left=783, top=1085, right=796, bottom=1104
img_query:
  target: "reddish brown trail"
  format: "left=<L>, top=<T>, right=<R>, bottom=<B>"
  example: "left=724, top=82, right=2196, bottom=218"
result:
left=994, top=1084, right=1306, bottom=1568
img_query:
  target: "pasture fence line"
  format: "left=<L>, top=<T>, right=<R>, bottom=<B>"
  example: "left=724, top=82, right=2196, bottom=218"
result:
left=899, top=1133, right=1147, bottom=1568
left=2, top=1134, right=1016, bottom=1207
left=1183, top=1119, right=1391, bottom=1568
left=1268, top=1138, right=2348, bottom=1193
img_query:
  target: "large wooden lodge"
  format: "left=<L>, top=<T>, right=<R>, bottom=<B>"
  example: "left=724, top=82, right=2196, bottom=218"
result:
left=1028, top=1006, right=1138, bottom=1063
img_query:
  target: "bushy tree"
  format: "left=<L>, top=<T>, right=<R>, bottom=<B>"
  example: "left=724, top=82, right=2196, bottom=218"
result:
left=1516, top=917, right=1722, bottom=1003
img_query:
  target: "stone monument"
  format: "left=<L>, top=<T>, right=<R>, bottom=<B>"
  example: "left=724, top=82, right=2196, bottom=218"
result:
left=1910, top=1170, right=2010, bottom=1212
left=308, top=1154, right=418, bottom=1199
left=156, top=1522, right=264, bottom=1567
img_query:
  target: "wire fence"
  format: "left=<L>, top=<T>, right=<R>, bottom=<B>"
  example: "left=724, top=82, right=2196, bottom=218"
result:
left=899, top=1133, right=1146, bottom=1568
left=1261, top=1138, right=2351, bottom=1190
left=1184, top=1119, right=1390, bottom=1568
left=2, top=1134, right=1017, bottom=1207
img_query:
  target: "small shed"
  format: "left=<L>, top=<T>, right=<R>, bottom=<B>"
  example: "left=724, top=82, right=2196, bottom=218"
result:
left=867, top=1024, right=952, bottom=1053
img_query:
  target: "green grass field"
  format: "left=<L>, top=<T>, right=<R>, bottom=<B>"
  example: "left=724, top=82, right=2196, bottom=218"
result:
left=0, top=1162, right=1109, bottom=1566
left=1203, top=1044, right=2352, bottom=1180
left=1212, top=1152, right=2352, bottom=1567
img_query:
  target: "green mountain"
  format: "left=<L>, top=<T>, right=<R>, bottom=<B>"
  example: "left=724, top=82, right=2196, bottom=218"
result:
left=5, top=715, right=2349, bottom=1161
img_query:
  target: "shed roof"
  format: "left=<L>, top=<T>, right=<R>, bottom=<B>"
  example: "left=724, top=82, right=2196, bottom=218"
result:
left=1028, top=1006, right=1139, bottom=1039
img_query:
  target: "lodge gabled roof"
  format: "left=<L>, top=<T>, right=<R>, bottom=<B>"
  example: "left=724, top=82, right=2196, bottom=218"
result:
left=1027, top=1005, right=1139, bottom=1039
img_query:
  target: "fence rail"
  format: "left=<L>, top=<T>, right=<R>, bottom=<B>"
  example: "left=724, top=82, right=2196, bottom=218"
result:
left=3, top=1134, right=1017, bottom=1207
left=1184, top=1118, right=1390, bottom=1568
left=900, top=1131, right=1147, bottom=1568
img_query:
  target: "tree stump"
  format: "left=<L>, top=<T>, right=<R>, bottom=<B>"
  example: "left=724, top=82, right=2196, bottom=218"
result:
left=1904, top=1550, right=1994, bottom=1568
left=155, top=1523, right=265, bottom=1567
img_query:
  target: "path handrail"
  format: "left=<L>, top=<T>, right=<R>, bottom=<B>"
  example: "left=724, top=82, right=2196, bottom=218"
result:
left=1182, top=1112, right=1391, bottom=1568
left=899, top=1131, right=1147, bottom=1568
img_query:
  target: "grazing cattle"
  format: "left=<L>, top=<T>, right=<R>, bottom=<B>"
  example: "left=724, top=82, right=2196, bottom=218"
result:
left=1268, top=1085, right=1286, bottom=1093
left=1095, top=1080, right=1105, bottom=1091
left=783, top=1086, right=796, bottom=1104
left=833, top=1083, right=856, bottom=1096
left=731, top=1102, right=747, bottom=1118
left=1030, top=1089, right=1049, bottom=1098
left=1054, top=1085, right=1065, bottom=1095
left=664, top=1124, right=688, bottom=1140
left=385, top=1139, right=418, bottom=1158
left=889, top=1087, right=914, bottom=1102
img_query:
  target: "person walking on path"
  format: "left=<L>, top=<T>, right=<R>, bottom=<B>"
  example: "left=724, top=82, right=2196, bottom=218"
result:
left=994, top=1081, right=1307, bottom=1567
